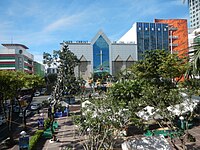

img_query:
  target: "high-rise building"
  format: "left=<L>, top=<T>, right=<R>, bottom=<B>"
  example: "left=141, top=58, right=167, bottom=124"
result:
left=0, top=44, right=34, bottom=74
left=118, top=22, right=169, bottom=60
left=188, top=28, right=200, bottom=57
left=155, top=19, right=189, bottom=57
left=188, top=0, right=200, bottom=29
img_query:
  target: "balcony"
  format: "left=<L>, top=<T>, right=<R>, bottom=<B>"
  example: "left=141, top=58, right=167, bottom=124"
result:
left=169, top=35, right=178, bottom=40
left=169, top=27, right=178, bottom=31
left=169, top=43, right=178, bottom=47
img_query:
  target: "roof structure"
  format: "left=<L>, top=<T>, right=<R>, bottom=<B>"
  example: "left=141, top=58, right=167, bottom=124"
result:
left=118, top=24, right=136, bottom=44
left=2, top=44, right=29, bottom=49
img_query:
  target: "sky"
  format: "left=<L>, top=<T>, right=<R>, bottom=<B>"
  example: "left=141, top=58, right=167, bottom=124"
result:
left=0, top=0, right=189, bottom=63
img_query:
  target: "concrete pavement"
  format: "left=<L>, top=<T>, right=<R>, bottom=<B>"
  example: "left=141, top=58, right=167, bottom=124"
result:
left=35, top=105, right=84, bottom=150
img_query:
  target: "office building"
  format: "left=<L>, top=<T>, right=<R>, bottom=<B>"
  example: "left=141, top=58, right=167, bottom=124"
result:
left=0, top=44, right=34, bottom=74
left=155, top=19, right=189, bottom=57
left=188, top=28, right=200, bottom=57
left=187, top=0, right=200, bottom=29
left=61, top=30, right=137, bottom=80
left=33, top=61, right=45, bottom=77
left=118, top=22, right=169, bottom=60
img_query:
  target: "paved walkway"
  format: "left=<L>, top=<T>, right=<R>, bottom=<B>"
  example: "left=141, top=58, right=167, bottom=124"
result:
left=36, top=115, right=83, bottom=150
left=8, top=104, right=83, bottom=150
left=36, top=104, right=84, bottom=150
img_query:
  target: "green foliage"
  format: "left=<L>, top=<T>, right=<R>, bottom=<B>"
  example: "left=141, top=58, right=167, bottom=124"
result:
left=0, top=70, right=44, bottom=100
left=29, top=130, right=44, bottom=150
left=130, top=50, right=187, bottom=83
left=109, top=79, right=143, bottom=103
left=44, top=118, right=51, bottom=129
left=42, top=99, right=50, bottom=108
left=110, top=50, right=185, bottom=129
left=58, top=44, right=80, bottom=95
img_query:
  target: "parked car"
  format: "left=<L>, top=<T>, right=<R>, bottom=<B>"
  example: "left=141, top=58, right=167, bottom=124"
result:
left=20, top=95, right=30, bottom=100
left=34, top=92, right=40, bottom=97
left=0, top=115, right=6, bottom=125
left=30, top=103, right=41, bottom=111
left=19, top=110, right=31, bottom=117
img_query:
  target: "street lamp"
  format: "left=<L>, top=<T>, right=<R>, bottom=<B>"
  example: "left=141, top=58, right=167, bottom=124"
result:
left=179, top=116, right=185, bottom=130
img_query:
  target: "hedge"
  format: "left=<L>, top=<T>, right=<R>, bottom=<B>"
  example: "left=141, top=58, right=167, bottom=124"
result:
left=29, top=118, right=51, bottom=150
left=29, top=130, right=44, bottom=150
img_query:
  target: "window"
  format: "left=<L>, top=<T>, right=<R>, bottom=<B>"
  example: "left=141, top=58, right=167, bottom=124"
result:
left=139, top=27, right=141, bottom=30
left=145, top=27, right=148, bottom=30
left=158, top=28, right=160, bottom=31
left=152, top=28, right=154, bottom=31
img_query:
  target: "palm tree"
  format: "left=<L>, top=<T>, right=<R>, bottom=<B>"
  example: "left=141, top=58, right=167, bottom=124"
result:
left=187, top=36, right=200, bottom=78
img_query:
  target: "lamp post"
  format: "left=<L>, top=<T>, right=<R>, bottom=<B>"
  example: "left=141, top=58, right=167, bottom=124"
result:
left=170, top=29, right=173, bottom=54
left=179, top=116, right=185, bottom=130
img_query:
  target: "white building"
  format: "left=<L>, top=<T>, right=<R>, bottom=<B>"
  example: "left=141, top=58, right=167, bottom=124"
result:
left=0, top=44, right=34, bottom=74
left=188, top=0, right=200, bottom=29
left=188, top=27, right=200, bottom=57
left=61, top=30, right=137, bottom=80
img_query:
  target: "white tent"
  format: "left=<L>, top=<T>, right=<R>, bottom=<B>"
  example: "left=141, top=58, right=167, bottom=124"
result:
left=121, top=135, right=173, bottom=150
left=136, top=94, right=199, bottom=121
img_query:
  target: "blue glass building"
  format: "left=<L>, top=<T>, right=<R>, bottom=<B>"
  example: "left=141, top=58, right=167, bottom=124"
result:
left=119, top=22, right=169, bottom=60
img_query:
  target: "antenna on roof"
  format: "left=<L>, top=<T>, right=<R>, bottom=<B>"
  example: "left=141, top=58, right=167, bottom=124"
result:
left=11, top=36, right=13, bottom=44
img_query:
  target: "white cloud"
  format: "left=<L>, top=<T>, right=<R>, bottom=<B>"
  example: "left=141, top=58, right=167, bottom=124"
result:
left=43, top=13, right=85, bottom=33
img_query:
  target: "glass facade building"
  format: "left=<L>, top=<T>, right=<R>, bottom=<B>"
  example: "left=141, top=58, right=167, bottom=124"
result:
left=136, top=22, right=169, bottom=60
left=93, top=35, right=110, bottom=73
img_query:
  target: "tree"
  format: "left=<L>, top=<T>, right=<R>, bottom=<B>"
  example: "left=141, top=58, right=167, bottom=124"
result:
left=186, top=38, right=200, bottom=78
left=130, top=50, right=188, bottom=85
left=74, top=97, right=132, bottom=150
left=43, top=43, right=80, bottom=141
left=0, top=70, right=44, bottom=145
left=110, top=50, right=191, bottom=148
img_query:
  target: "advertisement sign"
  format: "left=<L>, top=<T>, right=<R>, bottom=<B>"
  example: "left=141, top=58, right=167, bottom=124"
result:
left=38, top=117, right=44, bottom=129
left=19, top=136, right=29, bottom=150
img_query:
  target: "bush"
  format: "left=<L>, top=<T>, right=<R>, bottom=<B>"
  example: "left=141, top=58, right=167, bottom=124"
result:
left=29, top=130, right=44, bottom=150
left=44, top=118, right=51, bottom=129
left=42, top=100, right=50, bottom=108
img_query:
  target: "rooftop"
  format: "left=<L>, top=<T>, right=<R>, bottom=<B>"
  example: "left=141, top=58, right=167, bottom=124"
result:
left=2, top=44, right=29, bottom=49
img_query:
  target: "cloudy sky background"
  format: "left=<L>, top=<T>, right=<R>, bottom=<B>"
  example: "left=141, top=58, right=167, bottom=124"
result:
left=0, top=0, right=189, bottom=63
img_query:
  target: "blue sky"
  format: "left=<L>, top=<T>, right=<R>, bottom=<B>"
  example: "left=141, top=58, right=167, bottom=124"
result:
left=0, top=0, right=188, bottom=63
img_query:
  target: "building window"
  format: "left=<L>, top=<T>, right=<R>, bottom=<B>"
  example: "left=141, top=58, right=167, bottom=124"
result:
left=152, top=28, right=154, bottom=31
left=158, top=28, right=160, bottom=31
left=139, top=27, right=141, bottom=30
left=145, top=27, right=148, bottom=30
